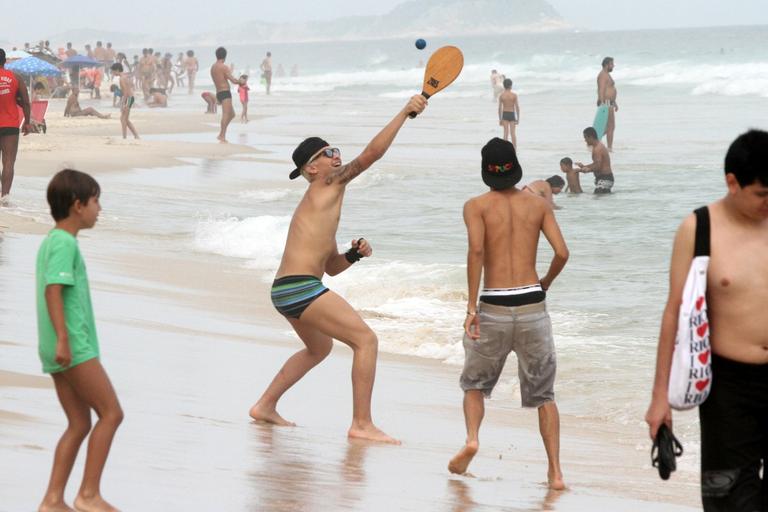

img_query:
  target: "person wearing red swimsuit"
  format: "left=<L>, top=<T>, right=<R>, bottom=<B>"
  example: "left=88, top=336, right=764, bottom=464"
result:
left=0, top=48, right=31, bottom=200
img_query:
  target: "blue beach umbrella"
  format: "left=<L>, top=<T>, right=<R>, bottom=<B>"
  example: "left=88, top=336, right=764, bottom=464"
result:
left=61, top=55, right=101, bottom=68
left=61, top=55, right=102, bottom=90
left=6, top=56, right=62, bottom=77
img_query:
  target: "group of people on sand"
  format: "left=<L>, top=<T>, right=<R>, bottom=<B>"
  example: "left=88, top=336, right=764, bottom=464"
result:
left=497, top=57, right=618, bottom=202
left=108, top=47, right=199, bottom=98
left=0, top=42, right=282, bottom=204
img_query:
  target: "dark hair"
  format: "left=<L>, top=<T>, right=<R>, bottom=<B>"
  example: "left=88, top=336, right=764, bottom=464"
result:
left=215, top=47, right=227, bottom=60
left=267, top=51, right=271, bottom=57
left=560, top=157, right=573, bottom=166
left=47, top=169, right=101, bottom=221
left=602, top=56, right=613, bottom=67
left=111, top=62, right=123, bottom=72
left=96, top=41, right=102, bottom=46
left=503, top=78, right=512, bottom=89
left=240, top=74, right=248, bottom=80
left=109, top=84, right=118, bottom=92
left=187, top=50, right=194, bottom=57
left=583, top=127, right=598, bottom=140
left=724, top=129, right=768, bottom=187
left=0, top=49, right=5, bottom=66
left=546, top=175, right=565, bottom=189
left=34, top=81, right=45, bottom=90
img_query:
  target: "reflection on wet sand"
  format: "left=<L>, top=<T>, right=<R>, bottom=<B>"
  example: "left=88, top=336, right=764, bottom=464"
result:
left=248, top=425, right=319, bottom=511
left=541, top=486, right=565, bottom=511
left=199, top=158, right=225, bottom=175
left=341, top=440, right=367, bottom=484
left=448, top=479, right=476, bottom=512
left=247, top=425, right=374, bottom=511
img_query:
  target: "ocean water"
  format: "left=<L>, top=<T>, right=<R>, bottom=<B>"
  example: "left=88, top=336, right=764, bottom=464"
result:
left=8, top=26, right=768, bottom=455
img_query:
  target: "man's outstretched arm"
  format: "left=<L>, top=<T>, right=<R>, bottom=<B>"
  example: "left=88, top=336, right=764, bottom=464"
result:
left=328, top=94, right=427, bottom=185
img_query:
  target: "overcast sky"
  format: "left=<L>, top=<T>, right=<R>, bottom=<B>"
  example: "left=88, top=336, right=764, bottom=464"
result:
left=4, top=0, right=767, bottom=44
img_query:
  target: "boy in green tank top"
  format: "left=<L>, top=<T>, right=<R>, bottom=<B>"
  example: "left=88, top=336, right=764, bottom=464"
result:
left=35, top=169, right=123, bottom=512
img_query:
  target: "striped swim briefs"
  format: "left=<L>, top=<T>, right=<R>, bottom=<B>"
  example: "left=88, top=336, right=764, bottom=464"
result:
left=271, top=275, right=329, bottom=319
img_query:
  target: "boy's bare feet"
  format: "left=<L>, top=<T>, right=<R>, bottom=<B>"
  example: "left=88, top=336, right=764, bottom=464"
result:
left=249, top=403, right=295, bottom=426
left=347, top=423, right=400, bottom=444
left=448, top=440, right=479, bottom=474
left=38, top=501, right=76, bottom=512
left=73, top=494, right=119, bottom=512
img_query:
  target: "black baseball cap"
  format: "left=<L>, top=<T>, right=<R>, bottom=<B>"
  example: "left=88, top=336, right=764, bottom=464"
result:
left=290, top=137, right=329, bottom=180
left=480, top=138, right=522, bottom=190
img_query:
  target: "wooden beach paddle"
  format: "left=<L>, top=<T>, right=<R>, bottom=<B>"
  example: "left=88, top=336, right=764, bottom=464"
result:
left=409, top=45, right=464, bottom=118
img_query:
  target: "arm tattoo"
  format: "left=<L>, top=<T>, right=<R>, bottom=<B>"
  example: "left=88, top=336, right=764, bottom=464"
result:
left=326, top=158, right=366, bottom=185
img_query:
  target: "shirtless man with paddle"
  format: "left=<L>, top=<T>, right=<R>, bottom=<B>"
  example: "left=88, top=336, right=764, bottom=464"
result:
left=249, top=46, right=462, bottom=442
left=249, top=94, right=427, bottom=443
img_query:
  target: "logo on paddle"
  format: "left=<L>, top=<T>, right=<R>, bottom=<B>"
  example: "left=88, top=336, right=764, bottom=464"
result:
left=428, top=77, right=440, bottom=88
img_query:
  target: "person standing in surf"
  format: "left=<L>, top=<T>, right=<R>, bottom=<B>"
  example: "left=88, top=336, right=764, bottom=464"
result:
left=498, top=78, right=520, bottom=148
left=248, top=94, right=427, bottom=443
left=449, top=137, right=569, bottom=490
left=597, top=57, right=618, bottom=151
left=210, top=47, right=241, bottom=143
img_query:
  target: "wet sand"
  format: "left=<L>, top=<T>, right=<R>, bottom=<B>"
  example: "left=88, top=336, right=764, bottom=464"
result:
left=0, top=234, right=700, bottom=511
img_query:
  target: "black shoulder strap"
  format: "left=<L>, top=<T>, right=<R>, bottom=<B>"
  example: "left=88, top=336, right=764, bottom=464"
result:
left=693, top=206, right=710, bottom=257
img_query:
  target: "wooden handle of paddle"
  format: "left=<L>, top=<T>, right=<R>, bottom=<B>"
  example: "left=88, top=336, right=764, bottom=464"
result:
left=408, top=91, right=431, bottom=119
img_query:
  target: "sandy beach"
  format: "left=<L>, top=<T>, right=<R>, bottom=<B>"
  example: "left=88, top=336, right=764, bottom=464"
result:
left=0, top=86, right=710, bottom=512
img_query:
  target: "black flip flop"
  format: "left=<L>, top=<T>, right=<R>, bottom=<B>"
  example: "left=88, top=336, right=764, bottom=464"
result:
left=651, top=424, right=684, bottom=480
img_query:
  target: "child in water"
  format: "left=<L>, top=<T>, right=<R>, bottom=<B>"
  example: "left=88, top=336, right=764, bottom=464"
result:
left=238, top=75, right=250, bottom=123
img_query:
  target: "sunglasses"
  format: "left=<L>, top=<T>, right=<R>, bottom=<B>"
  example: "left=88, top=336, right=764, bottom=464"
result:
left=311, top=147, right=341, bottom=162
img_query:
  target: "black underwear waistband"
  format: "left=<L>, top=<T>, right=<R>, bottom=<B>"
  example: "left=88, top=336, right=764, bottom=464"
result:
left=480, top=284, right=546, bottom=307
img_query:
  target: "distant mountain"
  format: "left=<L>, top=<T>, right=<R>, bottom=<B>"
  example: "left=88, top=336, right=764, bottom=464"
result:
left=38, top=0, right=568, bottom=49
left=45, top=28, right=148, bottom=50
left=194, top=0, right=568, bottom=45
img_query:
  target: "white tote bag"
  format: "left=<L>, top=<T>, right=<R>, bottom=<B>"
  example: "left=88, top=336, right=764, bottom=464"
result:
left=668, top=207, right=712, bottom=410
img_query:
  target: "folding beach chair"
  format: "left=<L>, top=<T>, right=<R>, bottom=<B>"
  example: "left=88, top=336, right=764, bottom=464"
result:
left=17, top=101, right=48, bottom=133
left=31, top=100, right=48, bottom=133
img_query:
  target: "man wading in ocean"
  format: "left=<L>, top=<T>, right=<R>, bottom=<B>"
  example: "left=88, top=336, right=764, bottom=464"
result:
left=249, top=94, right=427, bottom=443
